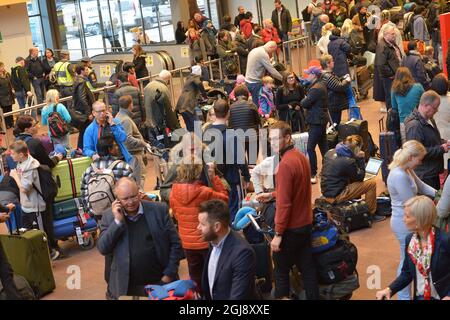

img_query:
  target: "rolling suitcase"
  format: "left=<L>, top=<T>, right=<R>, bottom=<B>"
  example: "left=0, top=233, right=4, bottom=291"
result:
left=292, top=132, right=308, bottom=157
left=52, top=157, right=92, bottom=202
left=338, top=119, right=369, bottom=159
left=252, top=242, right=273, bottom=294
left=379, top=118, right=398, bottom=184
left=0, top=211, right=55, bottom=298
left=53, top=197, right=84, bottom=221
left=330, top=200, right=372, bottom=233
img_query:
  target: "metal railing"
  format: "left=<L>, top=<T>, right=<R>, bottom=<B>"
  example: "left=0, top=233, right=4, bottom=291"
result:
left=3, top=35, right=311, bottom=148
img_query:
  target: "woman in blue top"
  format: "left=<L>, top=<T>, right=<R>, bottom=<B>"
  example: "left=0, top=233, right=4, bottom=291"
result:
left=391, top=67, right=424, bottom=143
left=387, top=140, right=436, bottom=300
left=41, top=89, right=71, bottom=148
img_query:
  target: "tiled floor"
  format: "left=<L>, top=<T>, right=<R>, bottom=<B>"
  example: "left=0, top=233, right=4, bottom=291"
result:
left=0, top=95, right=403, bottom=300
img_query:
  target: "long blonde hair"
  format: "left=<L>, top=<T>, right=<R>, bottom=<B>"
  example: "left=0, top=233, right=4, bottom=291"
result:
left=321, top=23, right=335, bottom=36
left=175, top=154, right=203, bottom=183
left=341, top=19, right=354, bottom=37
left=389, top=140, right=426, bottom=170
left=404, top=195, right=437, bottom=232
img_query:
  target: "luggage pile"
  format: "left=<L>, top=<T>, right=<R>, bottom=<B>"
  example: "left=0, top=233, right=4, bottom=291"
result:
left=311, top=207, right=360, bottom=300
left=51, top=157, right=98, bottom=249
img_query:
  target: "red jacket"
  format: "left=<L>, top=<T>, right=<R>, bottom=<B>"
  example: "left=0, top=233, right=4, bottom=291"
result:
left=271, top=147, right=312, bottom=234
left=170, top=176, right=229, bottom=250
left=240, top=19, right=253, bottom=39
left=261, top=28, right=281, bottom=44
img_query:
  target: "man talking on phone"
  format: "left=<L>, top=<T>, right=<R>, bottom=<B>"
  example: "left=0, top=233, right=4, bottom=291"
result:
left=97, top=177, right=183, bottom=299
left=83, top=101, right=133, bottom=164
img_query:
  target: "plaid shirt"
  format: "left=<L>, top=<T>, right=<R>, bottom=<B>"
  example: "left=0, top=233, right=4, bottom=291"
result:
left=81, top=156, right=134, bottom=214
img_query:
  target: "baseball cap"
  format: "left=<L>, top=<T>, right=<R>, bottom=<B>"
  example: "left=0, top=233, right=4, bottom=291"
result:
left=81, top=56, right=91, bottom=63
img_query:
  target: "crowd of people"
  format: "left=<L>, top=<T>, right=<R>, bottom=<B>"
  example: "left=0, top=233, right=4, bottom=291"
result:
left=0, top=0, right=450, bottom=301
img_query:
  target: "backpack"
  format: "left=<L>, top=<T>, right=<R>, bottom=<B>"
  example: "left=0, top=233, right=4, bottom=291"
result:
left=145, top=280, right=199, bottom=300
left=87, top=160, right=121, bottom=216
left=33, top=165, right=58, bottom=202
left=311, top=208, right=339, bottom=254
left=302, top=6, right=311, bottom=22
left=403, top=13, right=415, bottom=40
left=47, top=105, right=68, bottom=138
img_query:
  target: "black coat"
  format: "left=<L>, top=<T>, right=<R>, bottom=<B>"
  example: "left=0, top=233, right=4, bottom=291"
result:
left=201, top=230, right=256, bottom=300
left=234, top=13, right=246, bottom=27
left=401, top=51, right=430, bottom=90
left=25, top=56, right=45, bottom=79
left=0, top=74, right=14, bottom=107
left=133, top=54, right=149, bottom=80
left=229, top=98, right=260, bottom=132
left=300, top=78, right=328, bottom=125
left=375, top=38, right=402, bottom=79
left=320, top=148, right=366, bottom=198
left=275, top=85, right=305, bottom=122
left=405, top=109, right=445, bottom=180
left=42, top=57, right=59, bottom=76
left=327, top=35, right=351, bottom=77
left=10, top=66, right=31, bottom=92
left=175, top=28, right=187, bottom=44
left=320, top=71, right=350, bottom=113
left=271, top=6, right=292, bottom=34
left=72, top=75, right=95, bottom=116
left=389, top=229, right=450, bottom=299
left=234, top=37, right=249, bottom=75
left=175, top=75, right=206, bottom=114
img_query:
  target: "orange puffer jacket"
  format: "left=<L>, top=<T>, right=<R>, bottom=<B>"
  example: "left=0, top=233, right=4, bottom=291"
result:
left=170, top=176, right=229, bottom=250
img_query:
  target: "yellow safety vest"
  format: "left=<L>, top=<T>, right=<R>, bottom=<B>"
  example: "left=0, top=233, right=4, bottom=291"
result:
left=53, top=61, right=73, bottom=87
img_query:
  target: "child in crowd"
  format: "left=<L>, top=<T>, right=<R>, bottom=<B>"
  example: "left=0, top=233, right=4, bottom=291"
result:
left=258, top=76, right=276, bottom=118
left=229, top=75, right=251, bottom=102
left=9, top=140, right=46, bottom=231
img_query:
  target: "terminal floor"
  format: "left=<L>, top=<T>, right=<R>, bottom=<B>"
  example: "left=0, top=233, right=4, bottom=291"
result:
left=0, top=94, right=404, bottom=300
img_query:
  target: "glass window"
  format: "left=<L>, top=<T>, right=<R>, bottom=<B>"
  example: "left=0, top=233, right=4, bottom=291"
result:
left=29, top=16, right=45, bottom=51
left=27, top=0, right=40, bottom=15
left=197, top=0, right=219, bottom=29
left=141, top=0, right=174, bottom=43
left=56, top=0, right=84, bottom=60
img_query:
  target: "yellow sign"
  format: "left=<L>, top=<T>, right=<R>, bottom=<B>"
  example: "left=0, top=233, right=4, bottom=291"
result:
left=99, top=65, right=111, bottom=78
left=181, top=47, right=190, bottom=58
left=146, top=55, right=154, bottom=67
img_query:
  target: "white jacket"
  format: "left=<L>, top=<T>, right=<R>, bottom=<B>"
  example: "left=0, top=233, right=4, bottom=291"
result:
left=16, top=155, right=46, bottom=213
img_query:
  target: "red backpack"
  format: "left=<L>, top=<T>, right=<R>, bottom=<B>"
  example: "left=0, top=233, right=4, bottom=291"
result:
left=48, top=104, right=68, bottom=138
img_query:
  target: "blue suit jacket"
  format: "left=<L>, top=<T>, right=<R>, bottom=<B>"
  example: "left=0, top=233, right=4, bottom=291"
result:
left=390, top=228, right=450, bottom=299
left=97, top=201, right=183, bottom=299
left=201, top=230, right=256, bottom=300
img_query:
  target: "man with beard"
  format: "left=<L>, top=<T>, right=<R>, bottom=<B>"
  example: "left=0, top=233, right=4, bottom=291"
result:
left=198, top=199, right=256, bottom=300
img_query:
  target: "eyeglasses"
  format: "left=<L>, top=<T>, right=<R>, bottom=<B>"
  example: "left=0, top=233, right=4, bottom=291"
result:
left=117, top=193, right=140, bottom=204
left=94, top=109, right=107, bottom=114
left=287, top=76, right=295, bottom=80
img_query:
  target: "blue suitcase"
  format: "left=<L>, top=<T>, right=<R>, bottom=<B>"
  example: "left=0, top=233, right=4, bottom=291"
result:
left=379, top=118, right=398, bottom=183
left=5, top=205, right=22, bottom=234
left=53, top=215, right=97, bottom=240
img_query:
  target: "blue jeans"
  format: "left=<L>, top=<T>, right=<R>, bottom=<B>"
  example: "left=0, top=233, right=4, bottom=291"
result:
left=329, top=111, right=342, bottom=126
left=15, top=90, right=26, bottom=109
left=280, top=32, right=290, bottom=64
left=390, top=215, right=411, bottom=300
left=31, top=78, right=45, bottom=104
left=229, top=182, right=244, bottom=223
left=247, top=82, right=262, bottom=107
left=307, top=124, right=328, bottom=177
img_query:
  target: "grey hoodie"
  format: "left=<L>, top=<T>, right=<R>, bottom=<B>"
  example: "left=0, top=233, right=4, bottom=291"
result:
left=413, top=15, right=430, bottom=42
left=16, top=155, right=46, bottom=213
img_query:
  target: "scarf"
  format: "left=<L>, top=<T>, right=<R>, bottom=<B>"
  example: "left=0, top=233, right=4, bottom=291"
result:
left=407, top=227, right=436, bottom=300
left=385, top=38, right=402, bottom=62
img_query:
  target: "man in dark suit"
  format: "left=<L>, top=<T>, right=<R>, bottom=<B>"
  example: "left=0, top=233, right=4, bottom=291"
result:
left=198, top=200, right=256, bottom=300
left=97, top=177, right=183, bottom=300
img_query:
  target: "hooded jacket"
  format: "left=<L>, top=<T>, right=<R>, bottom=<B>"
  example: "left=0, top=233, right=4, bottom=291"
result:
left=401, top=50, right=430, bottom=90
left=170, top=176, right=229, bottom=250
left=175, top=74, right=206, bottom=114
left=16, top=155, right=46, bottom=213
left=240, top=19, right=253, bottom=39
left=320, top=143, right=366, bottom=198
left=405, top=108, right=445, bottom=180
left=300, top=77, right=328, bottom=125
left=144, top=78, right=179, bottom=131
left=320, top=71, right=350, bottom=113
left=327, top=34, right=351, bottom=77
left=111, top=82, right=144, bottom=127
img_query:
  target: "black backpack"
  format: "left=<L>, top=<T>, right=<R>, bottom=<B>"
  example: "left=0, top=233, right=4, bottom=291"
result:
left=302, top=6, right=311, bottom=22
left=403, top=13, right=415, bottom=40
left=313, top=239, right=358, bottom=285
left=33, top=165, right=58, bottom=202
left=47, top=105, right=68, bottom=138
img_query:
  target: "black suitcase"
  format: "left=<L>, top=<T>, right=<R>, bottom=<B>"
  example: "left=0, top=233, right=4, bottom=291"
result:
left=338, top=119, right=369, bottom=158
left=379, top=118, right=399, bottom=183
left=376, top=197, right=392, bottom=217
left=330, top=200, right=372, bottom=233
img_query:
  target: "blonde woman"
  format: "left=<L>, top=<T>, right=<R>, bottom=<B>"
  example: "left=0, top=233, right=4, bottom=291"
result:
left=41, top=89, right=71, bottom=148
left=317, top=22, right=335, bottom=55
left=387, top=140, right=437, bottom=300
left=377, top=196, right=450, bottom=300
left=340, top=19, right=354, bottom=40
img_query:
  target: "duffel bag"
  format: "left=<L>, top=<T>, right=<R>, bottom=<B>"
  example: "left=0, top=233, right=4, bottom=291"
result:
left=330, top=200, right=372, bottom=233
left=313, top=239, right=358, bottom=285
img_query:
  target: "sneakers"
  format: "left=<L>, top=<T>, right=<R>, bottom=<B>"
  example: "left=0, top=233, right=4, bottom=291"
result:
left=380, top=107, right=387, bottom=113
left=372, top=215, right=387, bottom=223
left=50, top=249, right=60, bottom=261
left=311, top=176, right=318, bottom=184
